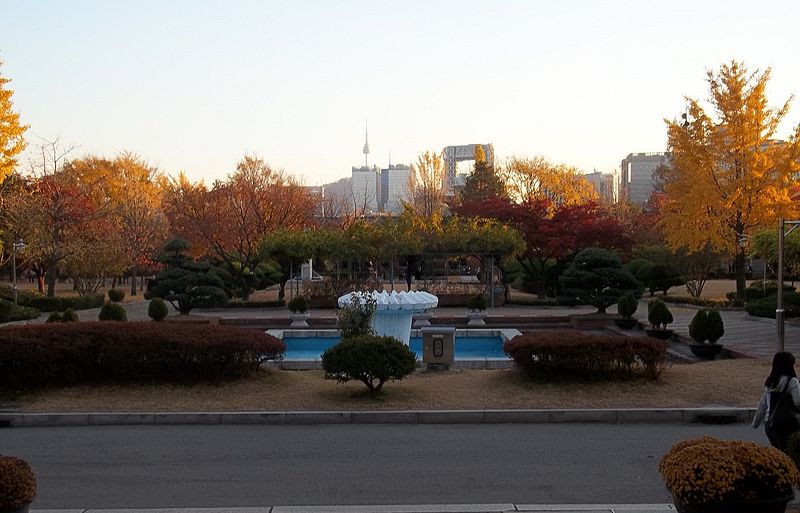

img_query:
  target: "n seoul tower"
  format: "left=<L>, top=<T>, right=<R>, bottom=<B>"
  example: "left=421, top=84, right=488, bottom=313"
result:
left=362, top=120, right=370, bottom=168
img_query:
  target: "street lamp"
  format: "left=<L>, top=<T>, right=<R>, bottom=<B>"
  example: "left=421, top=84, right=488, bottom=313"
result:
left=777, top=218, right=800, bottom=353
left=11, top=240, right=26, bottom=305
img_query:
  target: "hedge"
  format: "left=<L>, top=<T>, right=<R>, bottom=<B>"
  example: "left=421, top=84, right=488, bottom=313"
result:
left=0, top=322, right=285, bottom=390
left=745, top=292, right=800, bottom=319
left=503, top=331, right=667, bottom=381
left=0, top=286, right=105, bottom=312
left=0, top=299, right=40, bottom=323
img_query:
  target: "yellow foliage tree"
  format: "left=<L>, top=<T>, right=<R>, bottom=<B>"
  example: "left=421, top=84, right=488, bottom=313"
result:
left=0, top=61, right=28, bottom=181
left=405, top=150, right=448, bottom=220
left=501, top=156, right=598, bottom=207
left=663, top=61, right=800, bottom=297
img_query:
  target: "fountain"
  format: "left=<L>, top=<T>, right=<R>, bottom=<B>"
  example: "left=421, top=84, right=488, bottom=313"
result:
left=337, top=290, right=438, bottom=345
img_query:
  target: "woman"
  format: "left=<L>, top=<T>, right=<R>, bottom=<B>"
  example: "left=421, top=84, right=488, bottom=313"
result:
left=752, top=351, right=800, bottom=450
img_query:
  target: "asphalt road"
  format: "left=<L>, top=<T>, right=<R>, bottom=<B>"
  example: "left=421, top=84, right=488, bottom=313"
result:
left=2, top=423, right=765, bottom=509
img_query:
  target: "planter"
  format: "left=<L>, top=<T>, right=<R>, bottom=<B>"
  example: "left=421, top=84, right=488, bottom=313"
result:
left=673, top=493, right=792, bottom=513
left=466, top=311, right=487, bottom=326
left=289, top=312, right=310, bottom=328
left=614, top=318, right=638, bottom=329
left=645, top=328, right=673, bottom=340
left=689, top=343, right=724, bottom=360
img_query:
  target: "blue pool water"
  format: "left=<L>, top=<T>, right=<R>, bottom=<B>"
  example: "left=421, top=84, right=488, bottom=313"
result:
left=283, top=336, right=507, bottom=360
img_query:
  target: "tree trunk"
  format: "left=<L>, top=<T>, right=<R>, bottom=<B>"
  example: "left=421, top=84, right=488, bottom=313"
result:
left=735, top=249, right=746, bottom=300
left=46, top=260, right=57, bottom=297
left=130, top=267, right=137, bottom=296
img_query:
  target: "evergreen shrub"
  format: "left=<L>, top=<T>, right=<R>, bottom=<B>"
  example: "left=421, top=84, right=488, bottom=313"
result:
left=321, top=334, right=417, bottom=393
left=107, top=288, right=126, bottom=302
left=98, top=302, right=127, bottom=321
left=148, top=298, right=169, bottom=321
left=688, top=309, right=725, bottom=343
left=288, top=295, right=309, bottom=313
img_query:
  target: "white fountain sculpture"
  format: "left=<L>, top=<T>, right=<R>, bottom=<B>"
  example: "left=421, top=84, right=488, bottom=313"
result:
left=337, top=290, right=439, bottom=345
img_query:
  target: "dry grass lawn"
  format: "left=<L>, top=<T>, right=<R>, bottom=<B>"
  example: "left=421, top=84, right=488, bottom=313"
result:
left=17, top=358, right=768, bottom=413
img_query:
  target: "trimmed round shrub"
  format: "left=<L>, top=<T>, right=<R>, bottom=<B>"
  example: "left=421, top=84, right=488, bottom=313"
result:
left=287, top=295, right=309, bottom=313
left=617, top=292, right=638, bottom=319
left=321, top=334, right=417, bottom=393
left=62, top=308, right=79, bottom=322
left=688, top=309, right=725, bottom=343
left=98, top=302, right=127, bottom=321
left=0, top=455, right=37, bottom=509
left=466, top=294, right=487, bottom=311
left=148, top=297, right=169, bottom=321
left=107, top=288, right=126, bottom=302
left=45, top=312, right=63, bottom=323
left=647, top=298, right=673, bottom=329
left=0, top=322, right=285, bottom=389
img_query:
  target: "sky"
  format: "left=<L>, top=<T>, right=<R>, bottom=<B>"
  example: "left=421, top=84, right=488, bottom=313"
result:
left=3, top=0, right=800, bottom=186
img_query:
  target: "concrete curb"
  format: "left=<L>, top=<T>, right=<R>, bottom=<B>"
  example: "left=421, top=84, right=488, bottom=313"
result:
left=29, top=505, right=680, bottom=513
left=1, top=407, right=755, bottom=428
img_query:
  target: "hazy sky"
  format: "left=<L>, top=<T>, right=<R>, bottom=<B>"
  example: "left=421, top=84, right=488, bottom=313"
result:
left=3, top=0, right=800, bottom=185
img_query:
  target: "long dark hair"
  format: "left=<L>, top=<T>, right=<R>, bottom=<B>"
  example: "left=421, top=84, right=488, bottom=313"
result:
left=766, top=351, right=797, bottom=387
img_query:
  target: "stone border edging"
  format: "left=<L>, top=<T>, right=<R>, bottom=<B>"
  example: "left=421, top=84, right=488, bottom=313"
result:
left=0, top=407, right=755, bottom=428
left=35, top=501, right=800, bottom=513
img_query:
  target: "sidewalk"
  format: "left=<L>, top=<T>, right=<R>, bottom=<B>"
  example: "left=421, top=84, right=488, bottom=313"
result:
left=31, top=504, right=679, bottom=513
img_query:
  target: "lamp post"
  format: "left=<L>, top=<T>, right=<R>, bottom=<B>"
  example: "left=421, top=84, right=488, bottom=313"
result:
left=11, top=240, right=26, bottom=306
left=777, top=218, right=800, bottom=353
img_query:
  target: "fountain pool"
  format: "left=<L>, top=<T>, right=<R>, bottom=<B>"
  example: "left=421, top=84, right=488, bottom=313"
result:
left=267, top=328, right=521, bottom=370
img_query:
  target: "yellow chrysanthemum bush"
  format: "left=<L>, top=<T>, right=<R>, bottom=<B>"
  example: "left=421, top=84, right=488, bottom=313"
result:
left=659, top=436, right=800, bottom=506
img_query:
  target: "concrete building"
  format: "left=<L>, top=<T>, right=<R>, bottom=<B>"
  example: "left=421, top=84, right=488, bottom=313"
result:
left=443, top=143, right=494, bottom=189
left=380, top=164, right=412, bottom=214
left=583, top=171, right=615, bottom=204
left=351, top=165, right=380, bottom=213
left=619, top=152, right=670, bottom=205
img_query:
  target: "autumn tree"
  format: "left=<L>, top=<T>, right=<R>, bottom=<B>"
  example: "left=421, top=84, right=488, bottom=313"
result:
left=164, top=155, right=319, bottom=299
left=111, top=153, right=169, bottom=295
left=405, top=150, right=448, bottom=220
left=5, top=142, right=116, bottom=296
left=0, top=61, right=28, bottom=182
left=501, top=156, right=598, bottom=207
left=663, top=61, right=800, bottom=299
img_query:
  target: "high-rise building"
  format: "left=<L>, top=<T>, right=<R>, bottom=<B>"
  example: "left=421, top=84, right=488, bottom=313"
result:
left=583, top=171, right=615, bottom=204
left=380, top=164, right=412, bottom=214
left=619, top=152, right=670, bottom=205
left=350, top=165, right=379, bottom=213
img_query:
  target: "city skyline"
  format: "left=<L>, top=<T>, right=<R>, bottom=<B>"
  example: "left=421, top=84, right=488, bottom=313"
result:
left=3, top=0, right=800, bottom=185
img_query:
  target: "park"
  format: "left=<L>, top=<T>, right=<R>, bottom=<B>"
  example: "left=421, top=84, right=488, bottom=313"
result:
left=2, top=5, right=800, bottom=512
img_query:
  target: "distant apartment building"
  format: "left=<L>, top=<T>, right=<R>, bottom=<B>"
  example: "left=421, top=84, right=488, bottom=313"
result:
left=380, top=164, right=412, bottom=214
left=619, top=152, right=670, bottom=205
left=583, top=171, right=615, bottom=203
left=350, top=165, right=380, bottom=213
